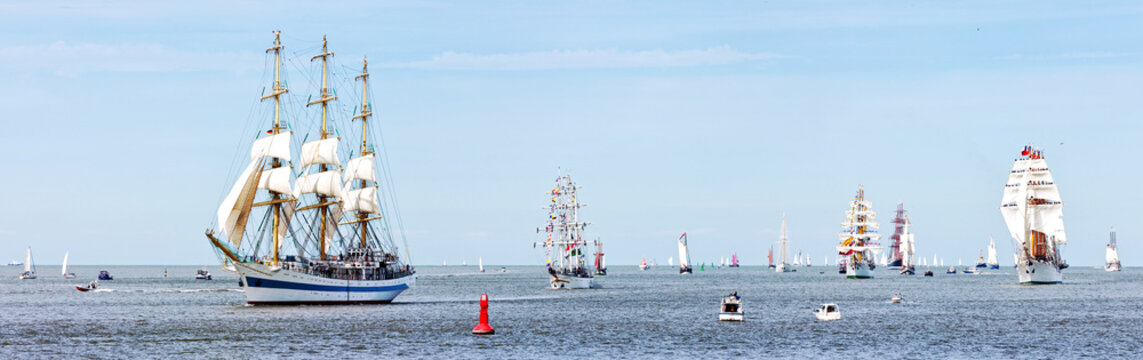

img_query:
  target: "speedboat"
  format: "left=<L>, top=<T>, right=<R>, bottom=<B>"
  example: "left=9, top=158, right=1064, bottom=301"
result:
left=98, top=270, right=114, bottom=280
left=945, top=266, right=956, bottom=274
left=923, top=271, right=934, bottom=277
left=719, top=293, right=744, bottom=321
left=962, top=268, right=977, bottom=274
left=891, top=293, right=903, bottom=303
left=813, top=303, right=841, bottom=321
left=76, top=281, right=99, bottom=292
left=195, top=269, right=213, bottom=280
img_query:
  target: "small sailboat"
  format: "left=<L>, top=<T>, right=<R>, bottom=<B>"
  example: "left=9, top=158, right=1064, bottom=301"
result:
left=974, top=250, right=988, bottom=268
left=678, top=233, right=693, bottom=274
left=729, top=253, right=740, bottom=268
left=639, top=257, right=648, bottom=271
left=61, top=250, right=75, bottom=279
left=890, top=293, right=903, bottom=303
left=792, top=251, right=801, bottom=267
left=767, top=247, right=775, bottom=269
left=776, top=214, right=795, bottom=273
left=479, top=257, right=485, bottom=273
left=667, top=256, right=673, bottom=267
left=19, top=247, right=36, bottom=280
left=813, top=304, right=841, bottom=321
left=1106, top=227, right=1121, bottom=272
left=837, top=186, right=882, bottom=279
left=719, top=292, right=744, bottom=321
left=594, top=238, right=607, bottom=275
left=987, top=236, right=1000, bottom=269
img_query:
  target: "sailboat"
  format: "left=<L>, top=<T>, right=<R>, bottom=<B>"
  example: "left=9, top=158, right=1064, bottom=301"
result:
left=594, top=238, right=607, bottom=275
left=62, top=251, right=75, bottom=279
left=767, top=246, right=775, bottom=269
left=987, top=236, right=1000, bottom=269
left=639, top=257, right=648, bottom=271
left=678, top=233, right=693, bottom=274
left=776, top=214, right=794, bottom=273
left=729, top=253, right=740, bottom=268
left=204, top=33, right=415, bottom=304
left=792, top=251, right=801, bottom=266
left=1001, top=145, right=1068, bottom=284
left=886, top=202, right=907, bottom=270
left=898, top=215, right=915, bottom=275
left=19, top=247, right=36, bottom=280
left=1106, top=227, right=1121, bottom=272
left=479, top=257, right=485, bottom=273
left=538, top=170, right=595, bottom=289
left=667, top=256, right=674, bottom=267
left=837, top=186, right=882, bottom=279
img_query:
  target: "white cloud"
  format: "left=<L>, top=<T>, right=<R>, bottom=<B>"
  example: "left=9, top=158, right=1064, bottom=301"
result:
left=0, top=41, right=262, bottom=77
left=382, top=46, right=787, bottom=70
left=998, top=52, right=1129, bottom=61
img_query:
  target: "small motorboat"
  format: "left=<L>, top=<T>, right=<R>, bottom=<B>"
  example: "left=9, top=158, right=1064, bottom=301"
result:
left=98, top=270, right=114, bottom=280
left=195, top=269, right=213, bottom=280
left=76, top=281, right=99, bottom=292
left=923, top=271, right=934, bottom=277
left=813, top=303, right=841, bottom=321
left=891, top=293, right=903, bottom=303
left=719, top=292, right=744, bottom=321
left=945, top=266, right=956, bottom=275
left=962, top=268, right=977, bottom=274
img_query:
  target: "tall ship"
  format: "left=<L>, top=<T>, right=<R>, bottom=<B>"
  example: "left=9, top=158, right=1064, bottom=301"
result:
left=898, top=215, right=916, bottom=275
left=538, top=171, right=595, bottom=288
left=837, top=186, right=882, bottom=279
left=886, top=202, right=907, bottom=270
left=1000, top=145, right=1068, bottom=284
left=677, top=233, right=693, bottom=274
left=594, top=238, right=607, bottom=275
left=776, top=214, right=794, bottom=273
left=987, top=236, right=1000, bottom=269
left=205, top=33, right=415, bottom=304
left=1106, top=228, right=1121, bottom=272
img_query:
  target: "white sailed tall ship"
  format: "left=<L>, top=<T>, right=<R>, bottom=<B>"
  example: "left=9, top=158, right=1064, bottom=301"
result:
left=1106, top=228, right=1121, bottom=272
left=776, top=214, right=794, bottom=273
left=678, top=233, right=693, bottom=274
left=898, top=215, right=916, bottom=275
left=987, top=236, right=1000, bottom=269
left=837, top=186, right=882, bottom=279
left=205, top=33, right=415, bottom=304
left=537, top=171, right=595, bottom=289
left=1000, top=145, right=1068, bottom=284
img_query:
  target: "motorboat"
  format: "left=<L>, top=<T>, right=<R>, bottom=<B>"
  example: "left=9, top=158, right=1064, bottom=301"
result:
left=945, top=266, right=956, bottom=274
left=719, top=292, right=744, bottom=321
left=98, top=270, right=114, bottom=280
left=962, top=268, right=977, bottom=274
left=813, top=303, right=841, bottom=321
left=76, top=281, right=99, bottom=292
left=891, top=293, right=903, bottom=303
left=195, top=269, right=213, bottom=280
left=923, top=271, right=934, bottom=277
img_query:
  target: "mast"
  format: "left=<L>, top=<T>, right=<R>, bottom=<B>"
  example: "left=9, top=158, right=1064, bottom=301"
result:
left=307, top=36, right=337, bottom=258
left=780, top=214, right=787, bottom=265
left=260, top=30, right=289, bottom=266
left=353, top=57, right=372, bottom=249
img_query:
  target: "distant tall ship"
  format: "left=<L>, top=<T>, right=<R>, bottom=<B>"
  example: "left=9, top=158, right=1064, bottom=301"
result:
left=776, top=214, right=794, bottom=273
left=594, top=238, right=607, bottom=275
left=677, top=233, right=693, bottom=274
left=837, top=186, right=882, bottom=279
left=886, top=202, right=907, bottom=270
left=898, top=215, right=915, bottom=275
left=1000, top=145, right=1068, bottom=284
left=1106, top=228, right=1121, bottom=272
left=538, top=171, right=595, bottom=289
left=987, top=236, right=1000, bottom=269
left=205, top=33, right=415, bottom=304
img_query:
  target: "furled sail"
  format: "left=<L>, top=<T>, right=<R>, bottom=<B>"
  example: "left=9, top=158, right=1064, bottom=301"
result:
left=343, top=186, right=381, bottom=214
left=343, top=154, right=376, bottom=184
left=299, top=138, right=340, bottom=169
left=250, top=132, right=292, bottom=162
left=216, top=159, right=265, bottom=247
left=294, top=170, right=344, bottom=198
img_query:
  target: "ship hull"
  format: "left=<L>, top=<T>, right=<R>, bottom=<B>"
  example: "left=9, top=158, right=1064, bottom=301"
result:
left=845, top=262, right=873, bottom=279
left=550, top=273, right=594, bottom=289
left=1016, top=260, right=1062, bottom=284
left=236, top=263, right=415, bottom=305
left=1105, top=263, right=1121, bottom=272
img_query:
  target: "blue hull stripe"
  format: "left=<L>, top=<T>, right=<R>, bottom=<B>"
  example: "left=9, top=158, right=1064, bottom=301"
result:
left=247, top=277, right=409, bottom=292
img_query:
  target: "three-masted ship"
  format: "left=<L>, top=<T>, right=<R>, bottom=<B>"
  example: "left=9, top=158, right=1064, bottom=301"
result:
left=205, top=32, right=415, bottom=304
left=537, top=171, right=595, bottom=288
left=837, top=186, right=882, bottom=279
left=1000, top=145, right=1068, bottom=284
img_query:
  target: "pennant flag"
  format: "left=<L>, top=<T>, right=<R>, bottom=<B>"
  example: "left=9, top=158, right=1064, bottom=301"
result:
left=1021, top=146, right=1030, bottom=156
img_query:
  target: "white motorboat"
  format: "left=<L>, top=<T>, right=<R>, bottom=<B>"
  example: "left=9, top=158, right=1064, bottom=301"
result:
left=890, top=293, right=903, bottom=303
left=719, top=293, right=744, bottom=321
left=813, top=303, right=841, bottom=321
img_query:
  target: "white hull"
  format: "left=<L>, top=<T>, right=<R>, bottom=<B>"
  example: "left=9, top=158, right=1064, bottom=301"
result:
left=550, top=273, right=594, bottom=289
left=235, top=262, right=415, bottom=304
left=845, top=262, right=873, bottom=279
left=1105, top=262, right=1122, bottom=272
left=1016, top=260, right=1063, bottom=284
left=775, top=263, right=794, bottom=273
left=719, top=313, right=744, bottom=321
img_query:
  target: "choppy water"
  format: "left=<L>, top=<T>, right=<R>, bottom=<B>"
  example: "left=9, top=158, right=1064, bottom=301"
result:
left=2, top=265, right=1141, bottom=359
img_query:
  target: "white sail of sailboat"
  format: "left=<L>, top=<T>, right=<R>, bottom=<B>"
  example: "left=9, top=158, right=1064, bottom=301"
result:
left=837, top=186, right=882, bottom=279
left=987, top=236, right=999, bottom=269
left=776, top=214, right=793, bottom=273
left=1000, top=145, right=1068, bottom=284
left=479, top=257, right=484, bottom=272
left=62, top=251, right=75, bottom=279
left=19, top=247, right=36, bottom=280
left=899, top=215, right=915, bottom=275
left=678, top=233, right=693, bottom=274
left=668, top=256, right=674, bottom=267
left=1106, top=227, right=1121, bottom=272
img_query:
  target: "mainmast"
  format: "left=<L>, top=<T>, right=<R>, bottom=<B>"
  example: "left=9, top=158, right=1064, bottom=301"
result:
left=306, top=36, right=337, bottom=259
left=259, top=30, right=289, bottom=266
left=353, top=57, right=373, bottom=249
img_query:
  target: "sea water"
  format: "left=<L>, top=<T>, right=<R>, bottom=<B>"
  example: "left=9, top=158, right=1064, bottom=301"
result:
left=2, top=265, right=1141, bottom=358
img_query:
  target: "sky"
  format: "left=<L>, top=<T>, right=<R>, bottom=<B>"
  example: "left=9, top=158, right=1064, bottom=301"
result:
left=1, top=1, right=1141, bottom=267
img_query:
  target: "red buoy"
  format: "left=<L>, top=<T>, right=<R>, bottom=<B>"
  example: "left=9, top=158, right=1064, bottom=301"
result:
left=472, top=293, right=494, bottom=335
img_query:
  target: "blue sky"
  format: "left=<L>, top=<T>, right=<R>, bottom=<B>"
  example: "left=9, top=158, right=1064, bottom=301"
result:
left=1, top=1, right=1141, bottom=266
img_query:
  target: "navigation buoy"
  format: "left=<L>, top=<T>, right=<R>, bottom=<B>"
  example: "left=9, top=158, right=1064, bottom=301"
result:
left=472, top=293, right=494, bottom=335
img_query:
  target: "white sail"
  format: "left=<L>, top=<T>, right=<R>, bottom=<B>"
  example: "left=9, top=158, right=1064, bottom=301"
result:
left=257, top=166, right=293, bottom=194
left=250, top=132, right=292, bottom=162
left=294, top=170, right=343, bottom=198
left=1106, top=246, right=1119, bottom=264
left=299, top=138, right=340, bottom=169
left=24, top=247, right=32, bottom=273
left=61, top=251, right=69, bottom=275
left=216, top=159, right=265, bottom=247
left=479, top=257, right=484, bottom=272
left=677, top=233, right=691, bottom=269
left=668, top=256, right=674, bottom=266
left=343, top=154, right=376, bottom=184
left=344, top=186, right=381, bottom=214
left=987, top=236, right=999, bottom=266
